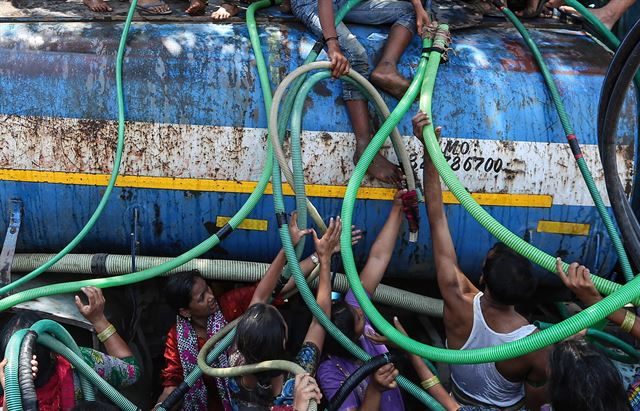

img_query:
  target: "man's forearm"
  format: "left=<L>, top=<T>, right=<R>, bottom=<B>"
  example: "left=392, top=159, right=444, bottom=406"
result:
left=316, top=258, right=332, bottom=316
left=423, top=152, right=444, bottom=219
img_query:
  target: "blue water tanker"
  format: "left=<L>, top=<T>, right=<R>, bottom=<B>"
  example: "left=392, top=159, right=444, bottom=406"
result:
left=0, top=10, right=636, bottom=284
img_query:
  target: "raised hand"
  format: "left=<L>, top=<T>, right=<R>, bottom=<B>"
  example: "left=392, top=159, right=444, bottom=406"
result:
left=288, top=211, right=313, bottom=247
left=313, top=217, right=342, bottom=263
left=75, top=286, right=108, bottom=328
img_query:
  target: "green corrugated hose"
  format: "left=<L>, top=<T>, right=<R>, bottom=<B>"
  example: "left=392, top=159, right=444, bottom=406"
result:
left=197, top=319, right=317, bottom=411
left=3, top=320, right=140, bottom=410
left=37, top=334, right=140, bottom=410
left=3, top=329, right=28, bottom=411
left=497, top=5, right=635, bottom=283
left=268, top=35, right=446, bottom=410
left=339, top=23, right=640, bottom=364
left=535, top=321, right=640, bottom=363
left=1, top=321, right=96, bottom=403
left=0, top=0, right=138, bottom=297
left=30, top=319, right=95, bottom=400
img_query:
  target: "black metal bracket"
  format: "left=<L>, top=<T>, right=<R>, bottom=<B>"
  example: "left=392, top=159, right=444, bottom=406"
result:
left=1, top=199, right=24, bottom=287
left=130, top=206, right=141, bottom=272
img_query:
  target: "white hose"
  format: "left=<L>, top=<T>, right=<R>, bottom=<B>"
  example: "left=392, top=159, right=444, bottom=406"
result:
left=11, top=253, right=443, bottom=317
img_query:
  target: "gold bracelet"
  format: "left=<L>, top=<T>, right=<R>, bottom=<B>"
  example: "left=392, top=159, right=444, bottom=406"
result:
left=97, top=323, right=116, bottom=343
left=420, top=375, right=440, bottom=391
left=621, top=310, right=636, bottom=333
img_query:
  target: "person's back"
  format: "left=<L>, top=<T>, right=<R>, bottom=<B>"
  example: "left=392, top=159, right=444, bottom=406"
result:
left=414, top=111, right=549, bottom=410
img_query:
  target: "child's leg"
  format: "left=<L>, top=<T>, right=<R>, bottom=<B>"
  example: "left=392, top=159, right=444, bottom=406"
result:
left=370, top=24, right=413, bottom=99
left=346, top=100, right=404, bottom=186
left=344, top=0, right=417, bottom=99
left=290, top=0, right=404, bottom=185
left=211, top=2, right=240, bottom=19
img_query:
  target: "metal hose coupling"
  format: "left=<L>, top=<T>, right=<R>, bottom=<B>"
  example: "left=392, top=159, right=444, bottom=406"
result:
left=421, top=21, right=438, bottom=41
left=432, top=24, right=452, bottom=63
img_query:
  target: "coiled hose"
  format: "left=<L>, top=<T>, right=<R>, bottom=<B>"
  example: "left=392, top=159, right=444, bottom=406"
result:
left=0, top=0, right=138, bottom=296
left=3, top=329, right=29, bottom=411
left=36, top=334, right=140, bottom=410
left=18, top=331, right=38, bottom=411
left=327, top=353, right=397, bottom=411
left=268, top=33, right=445, bottom=410
left=535, top=321, right=640, bottom=363
left=493, top=1, right=636, bottom=283
left=595, top=16, right=640, bottom=271
left=5, top=320, right=130, bottom=411
left=339, top=23, right=640, bottom=363
left=196, top=321, right=317, bottom=411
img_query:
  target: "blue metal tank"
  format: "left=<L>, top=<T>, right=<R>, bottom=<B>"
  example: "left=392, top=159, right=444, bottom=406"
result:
left=0, top=14, right=636, bottom=283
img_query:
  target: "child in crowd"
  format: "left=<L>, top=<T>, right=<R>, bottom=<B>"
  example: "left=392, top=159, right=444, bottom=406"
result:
left=227, top=216, right=342, bottom=410
left=213, top=0, right=428, bottom=185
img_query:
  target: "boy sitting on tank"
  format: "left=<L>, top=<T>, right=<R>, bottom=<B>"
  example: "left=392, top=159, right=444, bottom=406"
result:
left=211, top=0, right=429, bottom=185
left=412, top=111, right=551, bottom=410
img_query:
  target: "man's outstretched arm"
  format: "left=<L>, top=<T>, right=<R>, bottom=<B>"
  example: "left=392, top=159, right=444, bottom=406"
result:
left=412, top=112, right=479, bottom=301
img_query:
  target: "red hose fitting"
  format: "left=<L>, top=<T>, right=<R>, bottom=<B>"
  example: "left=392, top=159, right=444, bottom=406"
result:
left=401, top=190, right=420, bottom=234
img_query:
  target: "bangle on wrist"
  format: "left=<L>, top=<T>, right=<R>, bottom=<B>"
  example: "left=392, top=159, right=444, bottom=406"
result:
left=621, top=310, right=636, bottom=333
left=420, top=375, right=440, bottom=390
left=324, top=36, right=338, bottom=43
left=97, top=323, right=117, bottom=343
left=310, top=253, right=319, bottom=265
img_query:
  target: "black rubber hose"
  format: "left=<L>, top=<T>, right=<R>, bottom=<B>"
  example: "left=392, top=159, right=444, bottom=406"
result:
left=598, top=18, right=640, bottom=270
left=18, top=330, right=39, bottom=411
left=327, top=353, right=397, bottom=411
left=598, top=16, right=640, bottom=268
left=598, top=28, right=640, bottom=258
left=159, top=380, right=191, bottom=410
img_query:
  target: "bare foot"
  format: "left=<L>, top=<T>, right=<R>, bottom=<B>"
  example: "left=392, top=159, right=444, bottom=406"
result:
left=587, top=6, right=618, bottom=29
left=186, top=0, right=207, bottom=15
left=83, top=0, right=112, bottom=12
left=354, top=147, right=404, bottom=187
left=370, top=63, right=411, bottom=100
left=211, top=3, right=239, bottom=19
left=558, top=5, right=615, bottom=28
left=137, top=0, right=171, bottom=14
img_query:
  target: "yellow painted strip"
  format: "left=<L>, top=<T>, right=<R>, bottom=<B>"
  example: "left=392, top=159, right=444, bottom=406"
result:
left=441, top=192, right=552, bottom=208
left=537, top=220, right=591, bottom=236
left=216, top=216, right=268, bottom=231
left=0, top=169, right=552, bottom=207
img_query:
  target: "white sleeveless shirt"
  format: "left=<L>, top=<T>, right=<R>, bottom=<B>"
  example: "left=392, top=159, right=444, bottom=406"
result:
left=449, top=292, right=537, bottom=408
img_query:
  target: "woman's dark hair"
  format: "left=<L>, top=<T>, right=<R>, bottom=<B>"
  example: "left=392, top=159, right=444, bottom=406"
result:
left=323, top=300, right=357, bottom=360
left=482, top=242, right=537, bottom=305
left=0, top=311, right=56, bottom=388
left=236, top=303, right=288, bottom=384
left=236, top=303, right=287, bottom=364
left=549, top=339, right=631, bottom=411
left=165, top=270, right=201, bottom=312
left=71, top=401, right=118, bottom=411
